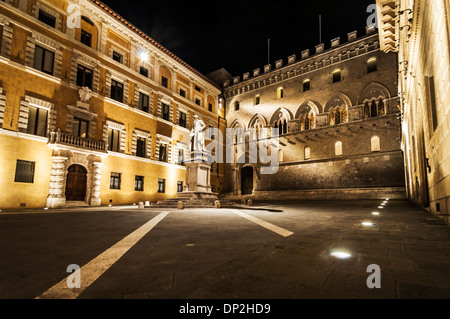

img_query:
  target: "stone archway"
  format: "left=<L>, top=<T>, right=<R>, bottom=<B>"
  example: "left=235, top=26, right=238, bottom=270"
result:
left=241, top=166, right=254, bottom=195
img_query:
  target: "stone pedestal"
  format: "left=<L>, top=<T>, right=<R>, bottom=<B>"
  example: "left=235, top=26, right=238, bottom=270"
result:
left=180, top=151, right=218, bottom=205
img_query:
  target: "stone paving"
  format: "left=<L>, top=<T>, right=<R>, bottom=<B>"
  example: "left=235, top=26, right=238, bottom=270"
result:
left=1, top=199, right=450, bottom=299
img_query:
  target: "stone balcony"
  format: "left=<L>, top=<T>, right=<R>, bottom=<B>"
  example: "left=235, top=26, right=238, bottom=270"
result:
left=48, top=129, right=107, bottom=153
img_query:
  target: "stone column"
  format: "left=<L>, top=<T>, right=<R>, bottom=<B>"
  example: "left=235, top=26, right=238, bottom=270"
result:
left=46, top=156, right=68, bottom=208
left=90, top=162, right=102, bottom=206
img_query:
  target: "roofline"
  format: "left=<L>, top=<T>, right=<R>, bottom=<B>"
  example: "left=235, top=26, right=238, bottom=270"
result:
left=89, top=0, right=222, bottom=91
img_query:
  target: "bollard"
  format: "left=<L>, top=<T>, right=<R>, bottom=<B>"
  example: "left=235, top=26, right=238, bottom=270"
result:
left=145, top=201, right=150, bottom=207
left=138, top=202, right=144, bottom=209
left=214, top=200, right=221, bottom=208
left=247, top=199, right=253, bottom=206
left=177, top=201, right=184, bottom=210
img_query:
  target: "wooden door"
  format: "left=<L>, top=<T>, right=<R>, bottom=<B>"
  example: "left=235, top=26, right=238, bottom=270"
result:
left=66, top=165, right=87, bottom=201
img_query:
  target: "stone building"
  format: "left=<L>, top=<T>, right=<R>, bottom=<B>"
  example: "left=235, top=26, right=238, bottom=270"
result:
left=220, top=29, right=406, bottom=201
left=377, top=0, right=450, bottom=222
left=0, top=0, right=223, bottom=209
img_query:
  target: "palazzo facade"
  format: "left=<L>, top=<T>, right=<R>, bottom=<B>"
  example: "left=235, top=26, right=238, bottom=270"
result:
left=0, top=0, right=223, bottom=209
left=377, top=0, right=450, bottom=222
left=220, top=29, right=406, bottom=201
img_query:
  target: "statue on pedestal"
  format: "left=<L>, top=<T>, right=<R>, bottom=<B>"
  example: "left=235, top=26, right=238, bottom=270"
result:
left=190, top=115, right=206, bottom=152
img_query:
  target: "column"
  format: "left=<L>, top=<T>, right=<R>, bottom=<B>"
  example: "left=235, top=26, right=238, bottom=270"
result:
left=46, top=156, right=68, bottom=208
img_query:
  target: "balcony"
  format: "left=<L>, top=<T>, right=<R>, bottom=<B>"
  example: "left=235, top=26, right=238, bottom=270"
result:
left=49, top=129, right=107, bottom=152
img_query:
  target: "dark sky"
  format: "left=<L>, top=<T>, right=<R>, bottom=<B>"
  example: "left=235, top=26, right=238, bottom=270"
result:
left=99, top=0, right=376, bottom=77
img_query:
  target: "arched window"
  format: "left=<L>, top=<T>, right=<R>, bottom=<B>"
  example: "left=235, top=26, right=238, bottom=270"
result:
left=371, top=101, right=378, bottom=118
left=342, top=106, right=348, bottom=123
left=371, top=136, right=381, bottom=152
left=332, top=69, right=341, bottom=83
left=335, top=108, right=341, bottom=125
left=329, top=108, right=335, bottom=126
left=367, top=57, right=377, bottom=73
left=300, top=115, right=305, bottom=131
left=377, top=99, right=385, bottom=116
left=309, top=113, right=315, bottom=129
left=254, top=95, right=261, bottom=105
left=277, top=87, right=284, bottom=99
left=364, top=102, right=370, bottom=119
left=335, top=141, right=343, bottom=156
left=304, top=146, right=311, bottom=160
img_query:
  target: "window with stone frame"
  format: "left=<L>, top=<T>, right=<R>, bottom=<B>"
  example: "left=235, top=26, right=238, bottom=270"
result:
left=138, top=92, right=150, bottom=113
left=27, top=105, right=48, bottom=137
left=136, top=136, right=147, bottom=158
left=76, top=64, right=93, bottom=89
left=161, top=103, right=170, bottom=121
left=38, top=9, right=56, bottom=28
left=111, top=79, right=124, bottom=103
left=108, top=128, right=121, bottom=152
left=33, top=45, right=54, bottom=75
left=135, top=175, right=144, bottom=192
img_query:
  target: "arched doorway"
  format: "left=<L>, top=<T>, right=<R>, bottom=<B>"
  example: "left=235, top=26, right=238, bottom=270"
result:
left=66, top=164, right=87, bottom=201
left=241, top=166, right=253, bottom=195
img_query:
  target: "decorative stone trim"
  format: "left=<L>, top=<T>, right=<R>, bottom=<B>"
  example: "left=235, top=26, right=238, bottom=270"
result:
left=105, top=120, right=126, bottom=153
left=0, top=15, right=13, bottom=59
left=18, top=95, right=56, bottom=135
left=0, top=87, right=5, bottom=127
left=25, top=32, right=63, bottom=79
left=131, top=129, right=152, bottom=158
left=32, top=1, right=62, bottom=30
left=70, top=51, right=100, bottom=93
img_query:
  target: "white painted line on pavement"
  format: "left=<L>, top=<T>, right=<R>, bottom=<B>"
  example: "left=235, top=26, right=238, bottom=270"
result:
left=231, top=209, right=294, bottom=237
left=36, top=211, right=170, bottom=299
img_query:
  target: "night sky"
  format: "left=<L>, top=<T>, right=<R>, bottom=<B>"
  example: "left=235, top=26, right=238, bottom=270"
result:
left=99, top=0, right=376, bottom=77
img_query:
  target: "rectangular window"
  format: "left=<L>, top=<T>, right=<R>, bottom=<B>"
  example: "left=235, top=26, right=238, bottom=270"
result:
left=135, top=175, right=144, bottom=191
left=108, top=129, right=121, bottom=152
left=111, top=79, right=123, bottom=103
left=179, top=111, right=186, bottom=128
left=80, top=29, right=92, bottom=47
left=138, top=92, right=149, bottom=112
left=158, top=178, right=165, bottom=193
left=177, top=181, right=183, bottom=193
left=112, top=51, right=123, bottom=63
left=303, top=80, right=311, bottom=92
left=38, top=9, right=56, bottom=28
left=27, top=106, right=48, bottom=137
left=195, top=98, right=201, bottom=106
left=161, top=76, right=168, bottom=88
left=426, top=76, right=438, bottom=134
left=136, top=137, right=146, bottom=158
left=139, top=66, right=149, bottom=77
left=194, top=85, right=202, bottom=92
left=208, top=103, right=213, bottom=112
left=159, top=144, right=167, bottom=162
left=110, top=172, right=121, bottom=189
left=179, top=88, right=186, bottom=98
left=33, top=45, right=54, bottom=75
left=14, top=160, right=35, bottom=183
left=161, top=103, right=170, bottom=121
left=76, top=64, right=93, bottom=89
left=73, top=118, right=89, bottom=138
